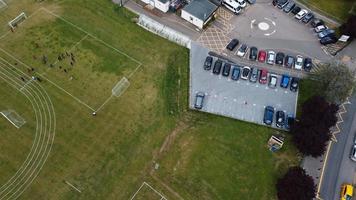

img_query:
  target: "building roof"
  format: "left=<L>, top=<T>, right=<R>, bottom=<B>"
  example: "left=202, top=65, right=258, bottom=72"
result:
left=182, top=0, right=218, bottom=21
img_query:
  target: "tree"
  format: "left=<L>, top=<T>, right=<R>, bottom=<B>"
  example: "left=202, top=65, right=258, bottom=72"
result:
left=276, top=166, right=316, bottom=200
left=291, top=96, right=338, bottom=157
left=340, top=15, right=356, bottom=39
left=312, top=63, right=356, bottom=104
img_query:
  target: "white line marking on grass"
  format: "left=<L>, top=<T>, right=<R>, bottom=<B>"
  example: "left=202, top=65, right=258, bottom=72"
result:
left=0, top=47, right=96, bottom=112
left=19, top=79, right=34, bottom=91
left=94, top=95, right=113, bottom=113
left=65, top=181, right=81, bottom=193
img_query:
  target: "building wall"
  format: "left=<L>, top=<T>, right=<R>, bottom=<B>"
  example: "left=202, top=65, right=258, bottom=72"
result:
left=154, top=0, right=170, bottom=12
left=181, top=10, right=204, bottom=29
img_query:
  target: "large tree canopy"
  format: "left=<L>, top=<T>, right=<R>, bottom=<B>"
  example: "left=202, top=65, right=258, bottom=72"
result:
left=340, top=15, right=356, bottom=39
left=311, top=63, right=355, bottom=104
left=277, top=167, right=316, bottom=200
left=291, top=96, right=338, bottom=157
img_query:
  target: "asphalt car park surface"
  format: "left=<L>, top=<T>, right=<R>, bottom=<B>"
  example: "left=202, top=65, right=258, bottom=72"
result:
left=190, top=42, right=298, bottom=129
left=228, top=1, right=331, bottom=61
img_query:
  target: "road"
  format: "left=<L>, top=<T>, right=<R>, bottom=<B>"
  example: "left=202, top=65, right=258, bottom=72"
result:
left=319, top=94, right=356, bottom=200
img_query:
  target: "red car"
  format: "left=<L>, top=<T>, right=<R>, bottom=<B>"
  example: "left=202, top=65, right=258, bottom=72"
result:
left=258, top=50, right=267, bottom=63
left=259, top=69, right=268, bottom=84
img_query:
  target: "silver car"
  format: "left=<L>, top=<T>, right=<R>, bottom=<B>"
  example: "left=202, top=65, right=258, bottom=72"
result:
left=350, top=145, right=356, bottom=162
left=267, top=51, right=276, bottom=65
left=194, top=92, right=205, bottom=109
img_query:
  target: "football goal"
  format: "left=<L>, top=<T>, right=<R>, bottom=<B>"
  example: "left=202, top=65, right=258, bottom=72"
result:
left=8, top=12, right=27, bottom=29
left=0, top=110, right=26, bottom=128
left=0, top=0, right=7, bottom=9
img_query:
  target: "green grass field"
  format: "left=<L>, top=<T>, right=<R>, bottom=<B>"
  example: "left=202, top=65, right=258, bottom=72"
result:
left=0, top=0, right=299, bottom=199
left=299, top=0, right=355, bottom=22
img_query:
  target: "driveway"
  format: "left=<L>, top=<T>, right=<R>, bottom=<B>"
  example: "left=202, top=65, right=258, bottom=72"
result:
left=190, top=42, right=298, bottom=129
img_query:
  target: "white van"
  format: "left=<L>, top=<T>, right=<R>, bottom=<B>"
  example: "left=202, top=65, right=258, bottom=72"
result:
left=222, top=0, right=242, bottom=14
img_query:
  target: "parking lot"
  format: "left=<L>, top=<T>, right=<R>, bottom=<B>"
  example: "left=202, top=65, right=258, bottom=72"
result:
left=190, top=42, right=298, bottom=129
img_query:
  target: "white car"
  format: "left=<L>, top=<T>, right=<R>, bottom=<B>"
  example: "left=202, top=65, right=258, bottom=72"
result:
left=222, top=0, right=242, bottom=14
left=294, top=55, right=303, bottom=70
left=295, top=9, right=308, bottom=20
left=236, top=44, right=248, bottom=57
left=268, top=74, right=278, bottom=88
left=314, top=25, right=328, bottom=33
left=267, top=50, right=276, bottom=65
left=235, top=0, right=246, bottom=8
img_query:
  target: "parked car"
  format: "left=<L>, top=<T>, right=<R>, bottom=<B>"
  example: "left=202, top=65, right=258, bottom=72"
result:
left=277, top=0, right=288, bottom=8
left=222, top=63, right=231, bottom=76
left=263, top=106, right=274, bottom=125
left=267, top=50, right=276, bottom=65
left=320, top=36, right=338, bottom=45
left=295, top=9, right=308, bottom=20
left=258, top=50, right=267, bottom=63
left=236, top=0, right=247, bottom=8
left=294, top=55, right=303, bottom=70
left=213, top=60, right=223, bottom=74
left=285, top=114, right=294, bottom=130
left=249, top=46, right=258, bottom=61
left=231, top=65, right=241, bottom=80
left=340, top=184, right=354, bottom=200
left=280, top=75, right=290, bottom=88
left=226, top=38, right=239, bottom=51
left=194, top=92, right=205, bottom=109
left=246, top=0, right=256, bottom=4
left=249, top=67, right=259, bottom=83
left=222, top=0, right=242, bottom=15
left=268, top=74, right=278, bottom=88
left=314, top=25, right=328, bottom=33
left=284, top=55, right=295, bottom=68
left=204, top=56, right=213, bottom=70
left=291, top=6, right=301, bottom=15
left=318, top=29, right=335, bottom=39
left=350, top=145, right=356, bottom=162
left=302, top=12, right=314, bottom=23
left=241, top=66, right=251, bottom=80
left=237, top=44, right=248, bottom=57
left=259, top=69, right=268, bottom=84
left=276, top=111, right=285, bottom=128
left=303, top=57, right=313, bottom=71
left=290, top=77, right=299, bottom=92
left=275, top=52, right=285, bottom=65
left=283, top=1, right=295, bottom=12
left=311, top=18, right=324, bottom=27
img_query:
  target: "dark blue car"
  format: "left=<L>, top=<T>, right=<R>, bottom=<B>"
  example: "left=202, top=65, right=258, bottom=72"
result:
left=285, top=114, right=295, bottom=130
left=280, top=75, right=290, bottom=88
left=263, top=106, right=275, bottom=125
left=231, top=66, right=241, bottom=80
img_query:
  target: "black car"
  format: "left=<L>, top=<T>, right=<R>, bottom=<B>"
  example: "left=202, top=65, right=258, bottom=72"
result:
left=320, top=36, right=338, bottom=45
left=249, top=47, right=258, bottom=61
left=291, top=6, right=301, bottom=14
left=290, top=77, right=299, bottom=92
left=203, top=56, right=213, bottom=70
left=302, top=12, right=314, bottom=23
left=226, top=39, right=239, bottom=51
left=285, top=114, right=295, bottom=130
left=283, top=1, right=295, bottom=12
left=263, top=106, right=274, bottom=125
left=311, top=18, right=324, bottom=27
left=276, top=111, right=285, bottom=128
left=272, top=0, right=278, bottom=6
left=231, top=66, right=241, bottom=80
left=213, top=60, right=223, bottom=74
left=222, top=63, right=231, bottom=76
left=284, top=55, right=295, bottom=68
left=277, top=0, right=288, bottom=8
left=275, top=52, right=285, bottom=65
left=303, top=57, right=313, bottom=72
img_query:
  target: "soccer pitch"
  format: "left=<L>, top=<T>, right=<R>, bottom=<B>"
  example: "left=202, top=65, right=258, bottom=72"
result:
left=0, top=0, right=299, bottom=199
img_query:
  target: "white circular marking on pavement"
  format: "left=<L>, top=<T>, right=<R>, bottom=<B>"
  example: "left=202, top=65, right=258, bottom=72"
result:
left=258, top=22, right=270, bottom=31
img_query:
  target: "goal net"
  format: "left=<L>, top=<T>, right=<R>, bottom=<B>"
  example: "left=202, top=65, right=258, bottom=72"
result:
left=8, top=12, right=27, bottom=29
left=0, top=110, right=26, bottom=128
left=112, top=77, right=130, bottom=97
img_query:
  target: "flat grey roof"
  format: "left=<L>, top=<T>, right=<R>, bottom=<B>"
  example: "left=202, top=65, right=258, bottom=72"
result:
left=183, top=0, right=218, bottom=21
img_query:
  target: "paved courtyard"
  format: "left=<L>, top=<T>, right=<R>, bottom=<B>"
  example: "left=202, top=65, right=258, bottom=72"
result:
left=190, top=42, right=298, bottom=129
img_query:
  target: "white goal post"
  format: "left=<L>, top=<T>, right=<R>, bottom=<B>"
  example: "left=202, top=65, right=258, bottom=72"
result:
left=0, top=0, right=7, bottom=9
left=0, top=110, right=26, bottom=128
left=8, top=12, right=27, bottom=29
